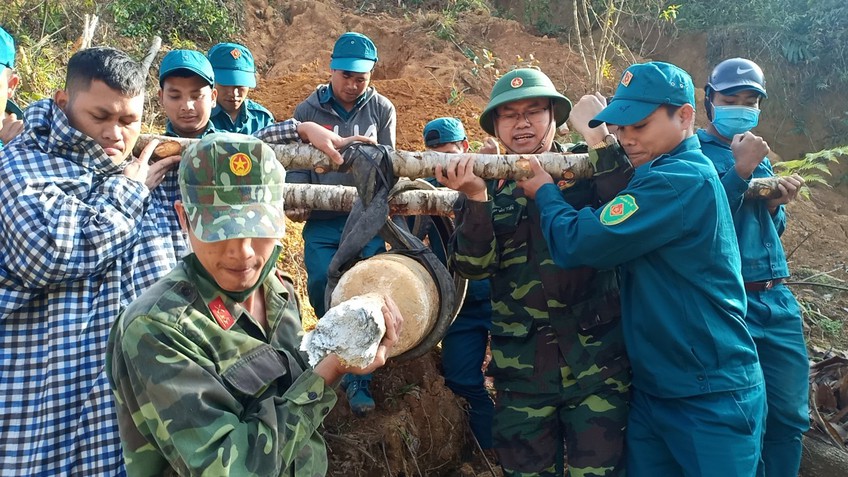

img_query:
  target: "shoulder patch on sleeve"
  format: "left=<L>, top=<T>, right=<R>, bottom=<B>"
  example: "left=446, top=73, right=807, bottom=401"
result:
left=600, top=194, right=638, bottom=225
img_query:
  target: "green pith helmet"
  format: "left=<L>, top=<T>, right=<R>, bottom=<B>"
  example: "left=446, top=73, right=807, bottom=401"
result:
left=479, top=68, right=572, bottom=136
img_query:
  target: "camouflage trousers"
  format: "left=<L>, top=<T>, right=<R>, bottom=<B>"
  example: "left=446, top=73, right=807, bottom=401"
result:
left=493, top=369, right=630, bottom=477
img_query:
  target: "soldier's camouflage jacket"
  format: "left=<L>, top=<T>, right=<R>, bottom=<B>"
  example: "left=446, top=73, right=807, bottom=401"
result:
left=107, top=262, right=336, bottom=477
left=450, top=142, right=633, bottom=394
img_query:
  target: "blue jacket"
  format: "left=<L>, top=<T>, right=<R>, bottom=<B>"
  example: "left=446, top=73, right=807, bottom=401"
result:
left=698, top=129, right=788, bottom=281
left=210, top=99, right=275, bottom=135
left=535, top=135, right=762, bottom=398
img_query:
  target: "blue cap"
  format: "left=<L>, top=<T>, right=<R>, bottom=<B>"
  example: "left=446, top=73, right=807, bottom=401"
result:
left=590, top=62, right=695, bottom=127
left=0, top=26, right=15, bottom=71
left=423, top=118, right=467, bottom=147
left=207, top=43, right=256, bottom=88
left=159, top=50, right=214, bottom=87
left=330, top=32, right=377, bottom=73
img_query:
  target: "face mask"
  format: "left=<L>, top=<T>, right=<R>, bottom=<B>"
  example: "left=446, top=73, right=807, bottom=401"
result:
left=711, top=105, right=761, bottom=138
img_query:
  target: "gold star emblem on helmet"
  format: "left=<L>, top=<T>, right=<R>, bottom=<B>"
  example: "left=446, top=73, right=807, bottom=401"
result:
left=230, top=48, right=242, bottom=59
left=229, top=153, right=252, bottom=176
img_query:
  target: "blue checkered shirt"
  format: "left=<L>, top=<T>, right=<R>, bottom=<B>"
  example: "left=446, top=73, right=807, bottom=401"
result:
left=0, top=100, right=304, bottom=475
left=252, top=117, right=301, bottom=144
left=0, top=99, right=159, bottom=476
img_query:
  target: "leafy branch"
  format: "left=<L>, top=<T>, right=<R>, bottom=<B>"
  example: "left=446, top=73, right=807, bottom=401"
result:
left=773, top=145, right=846, bottom=197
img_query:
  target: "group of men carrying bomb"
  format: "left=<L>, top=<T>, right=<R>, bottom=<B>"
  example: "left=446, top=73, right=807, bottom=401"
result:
left=0, top=23, right=808, bottom=477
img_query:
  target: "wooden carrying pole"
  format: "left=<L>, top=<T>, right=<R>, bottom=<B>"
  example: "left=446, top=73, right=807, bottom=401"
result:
left=136, top=134, right=595, bottom=181
left=285, top=183, right=457, bottom=216
left=135, top=134, right=784, bottom=217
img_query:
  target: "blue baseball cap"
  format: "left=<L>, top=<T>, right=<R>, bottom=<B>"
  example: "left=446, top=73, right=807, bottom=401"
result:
left=159, top=50, right=214, bottom=87
left=590, top=62, right=695, bottom=127
left=0, top=26, right=15, bottom=71
left=207, top=43, right=256, bottom=88
left=423, top=118, right=467, bottom=147
left=330, top=32, right=378, bottom=73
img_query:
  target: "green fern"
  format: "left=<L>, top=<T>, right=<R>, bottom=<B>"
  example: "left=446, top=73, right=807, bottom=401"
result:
left=773, top=146, right=846, bottom=198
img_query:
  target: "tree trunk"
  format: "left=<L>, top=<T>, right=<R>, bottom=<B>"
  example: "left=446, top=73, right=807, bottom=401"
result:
left=135, top=134, right=782, bottom=200
left=136, top=134, right=595, bottom=181
left=799, top=435, right=848, bottom=477
left=286, top=183, right=458, bottom=217
left=746, top=176, right=782, bottom=199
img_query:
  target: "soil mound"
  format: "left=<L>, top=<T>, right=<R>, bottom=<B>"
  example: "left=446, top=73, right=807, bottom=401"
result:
left=252, top=73, right=488, bottom=151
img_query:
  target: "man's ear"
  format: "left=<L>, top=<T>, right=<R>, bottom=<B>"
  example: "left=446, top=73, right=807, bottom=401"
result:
left=679, top=104, right=696, bottom=131
left=157, top=88, right=164, bottom=106
left=175, top=201, right=189, bottom=233
left=7, top=73, right=20, bottom=97
left=461, top=139, right=470, bottom=153
left=54, top=89, right=69, bottom=111
left=210, top=87, right=218, bottom=107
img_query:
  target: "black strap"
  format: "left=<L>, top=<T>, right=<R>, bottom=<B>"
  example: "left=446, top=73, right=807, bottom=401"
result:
left=324, top=143, right=396, bottom=307
left=323, top=145, right=457, bottom=361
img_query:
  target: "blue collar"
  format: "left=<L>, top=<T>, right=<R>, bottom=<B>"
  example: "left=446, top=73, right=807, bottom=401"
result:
left=318, top=85, right=334, bottom=105
left=5, top=99, right=24, bottom=118
left=645, top=134, right=702, bottom=165
left=164, top=120, right=217, bottom=138
left=319, top=84, right=367, bottom=110
left=211, top=104, right=245, bottom=125
left=696, top=128, right=729, bottom=148
left=667, top=134, right=701, bottom=156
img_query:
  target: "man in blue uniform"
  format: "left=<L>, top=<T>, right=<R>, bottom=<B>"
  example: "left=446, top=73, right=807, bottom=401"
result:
left=207, top=42, right=275, bottom=135
left=159, top=49, right=218, bottom=139
left=422, top=117, right=495, bottom=450
left=698, top=57, right=808, bottom=477
left=288, top=31, right=397, bottom=416
left=135, top=50, right=221, bottom=294
left=509, top=61, right=766, bottom=476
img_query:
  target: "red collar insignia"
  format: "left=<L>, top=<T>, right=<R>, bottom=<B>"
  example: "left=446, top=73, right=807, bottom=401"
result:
left=208, top=297, right=236, bottom=330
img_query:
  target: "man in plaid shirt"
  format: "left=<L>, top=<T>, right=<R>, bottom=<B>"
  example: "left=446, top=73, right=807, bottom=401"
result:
left=0, top=46, right=372, bottom=476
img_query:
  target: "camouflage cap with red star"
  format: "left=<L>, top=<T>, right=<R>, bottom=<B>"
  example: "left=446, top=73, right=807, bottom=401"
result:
left=180, top=132, right=285, bottom=242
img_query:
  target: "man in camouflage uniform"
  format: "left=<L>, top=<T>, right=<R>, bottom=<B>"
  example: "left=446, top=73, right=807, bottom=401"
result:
left=436, top=69, right=632, bottom=476
left=107, top=133, right=402, bottom=476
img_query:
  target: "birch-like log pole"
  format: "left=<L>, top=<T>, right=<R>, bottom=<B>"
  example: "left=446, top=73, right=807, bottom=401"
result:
left=136, top=134, right=595, bottom=180
left=286, top=183, right=458, bottom=216
left=135, top=134, right=783, bottom=200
